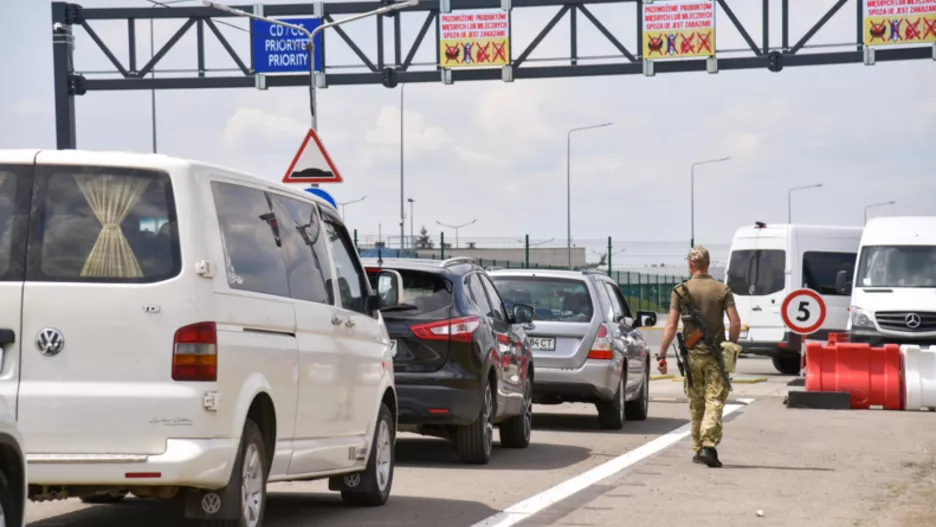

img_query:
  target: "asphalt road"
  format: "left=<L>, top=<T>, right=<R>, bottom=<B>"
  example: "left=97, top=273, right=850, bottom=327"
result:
left=26, top=357, right=791, bottom=526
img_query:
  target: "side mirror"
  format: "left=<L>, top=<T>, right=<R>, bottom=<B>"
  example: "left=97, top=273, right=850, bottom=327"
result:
left=376, top=270, right=405, bottom=308
left=635, top=311, right=657, bottom=328
left=512, top=303, right=535, bottom=324
left=835, top=270, right=853, bottom=295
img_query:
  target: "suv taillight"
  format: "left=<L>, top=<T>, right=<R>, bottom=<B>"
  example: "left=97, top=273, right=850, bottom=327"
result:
left=410, top=317, right=481, bottom=343
left=172, top=322, right=217, bottom=381
left=587, top=323, right=613, bottom=360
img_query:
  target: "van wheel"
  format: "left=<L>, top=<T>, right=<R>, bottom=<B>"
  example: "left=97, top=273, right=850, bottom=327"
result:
left=772, top=355, right=801, bottom=375
left=341, top=403, right=395, bottom=507
left=499, top=374, right=532, bottom=449
left=207, top=419, right=267, bottom=527
left=624, top=367, right=650, bottom=421
left=0, top=470, right=20, bottom=527
left=81, top=490, right=129, bottom=504
left=596, top=373, right=626, bottom=430
left=455, top=381, right=494, bottom=464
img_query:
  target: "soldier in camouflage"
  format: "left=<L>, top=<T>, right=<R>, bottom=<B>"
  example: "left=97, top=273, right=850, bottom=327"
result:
left=657, top=246, right=742, bottom=468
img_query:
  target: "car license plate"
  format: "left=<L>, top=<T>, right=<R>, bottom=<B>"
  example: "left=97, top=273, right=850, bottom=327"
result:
left=526, top=337, right=556, bottom=351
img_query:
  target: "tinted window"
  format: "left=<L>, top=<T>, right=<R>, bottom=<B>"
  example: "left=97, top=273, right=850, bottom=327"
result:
left=602, top=282, right=626, bottom=320
left=491, top=276, right=594, bottom=322
left=0, top=167, right=23, bottom=281
left=211, top=181, right=289, bottom=297
left=466, top=274, right=494, bottom=317
left=726, top=249, right=786, bottom=296
left=802, top=251, right=856, bottom=295
left=856, top=246, right=936, bottom=288
left=30, top=166, right=181, bottom=283
left=366, top=268, right=453, bottom=316
left=480, top=274, right=508, bottom=321
left=323, top=217, right=367, bottom=313
left=271, top=195, right=334, bottom=304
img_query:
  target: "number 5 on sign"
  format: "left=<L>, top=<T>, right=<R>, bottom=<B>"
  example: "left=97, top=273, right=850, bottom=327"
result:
left=781, top=288, right=827, bottom=336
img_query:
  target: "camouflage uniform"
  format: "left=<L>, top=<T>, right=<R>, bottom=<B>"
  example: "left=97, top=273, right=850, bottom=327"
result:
left=670, top=272, right=735, bottom=454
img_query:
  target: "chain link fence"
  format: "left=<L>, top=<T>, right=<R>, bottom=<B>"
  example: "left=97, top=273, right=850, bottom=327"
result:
left=354, top=231, right=730, bottom=313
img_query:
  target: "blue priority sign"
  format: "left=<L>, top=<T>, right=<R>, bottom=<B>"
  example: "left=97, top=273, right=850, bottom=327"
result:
left=250, top=17, right=323, bottom=74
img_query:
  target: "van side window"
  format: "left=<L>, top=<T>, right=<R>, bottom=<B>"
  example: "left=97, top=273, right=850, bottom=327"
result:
left=271, top=195, right=335, bottom=305
left=28, top=166, right=181, bottom=283
left=211, top=181, right=289, bottom=298
left=322, top=216, right=367, bottom=314
left=0, top=166, right=24, bottom=282
left=726, top=249, right=786, bottom=296
left=802, top=251, right=856, bottom=296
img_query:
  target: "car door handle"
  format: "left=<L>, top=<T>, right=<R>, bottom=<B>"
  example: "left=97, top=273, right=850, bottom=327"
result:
left=0, top=329, right=13, bottom=345
left=344, top=318, right=356, bottom=328
left=331, top=315, right=344, bottom=326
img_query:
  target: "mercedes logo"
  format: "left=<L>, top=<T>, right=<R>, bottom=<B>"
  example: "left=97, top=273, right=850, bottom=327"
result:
left=905, top=313, right=922, bottom=329
left=35, top=328, right=65, bottom=357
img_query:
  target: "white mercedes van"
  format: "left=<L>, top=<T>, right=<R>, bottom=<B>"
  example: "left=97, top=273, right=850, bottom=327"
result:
left=840, top=216, right=936, bottom=347
left=0, top=149, right=399, bottom=526
left=724, top=222, right=862, bottom=374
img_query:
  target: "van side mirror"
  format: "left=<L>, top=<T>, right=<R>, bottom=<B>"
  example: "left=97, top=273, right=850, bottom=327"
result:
left=512, top=303, right=535, bottom=324
left=635, top=311, right=657, bottom=328
left=835, top=270, right=852, bottom=295
left=376, top=270, right=405, bottom=309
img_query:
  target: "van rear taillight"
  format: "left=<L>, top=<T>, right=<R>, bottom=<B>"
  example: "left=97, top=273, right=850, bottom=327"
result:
left=410, top=317, right=481, bottom=342
left=172, top=322, right=217, bottom=381
left=587, top=323, right=613, bottom=360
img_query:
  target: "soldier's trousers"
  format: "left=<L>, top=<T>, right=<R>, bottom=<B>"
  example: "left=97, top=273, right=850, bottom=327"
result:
left=683, top=352, right=729, bottom=452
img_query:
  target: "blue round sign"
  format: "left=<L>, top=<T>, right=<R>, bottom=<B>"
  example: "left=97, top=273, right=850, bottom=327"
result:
left=304, top=187, right=337, bottom=209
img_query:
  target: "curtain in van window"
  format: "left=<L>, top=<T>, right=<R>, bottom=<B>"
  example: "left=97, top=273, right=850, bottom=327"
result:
left=73, top=174, right=151, bottom=278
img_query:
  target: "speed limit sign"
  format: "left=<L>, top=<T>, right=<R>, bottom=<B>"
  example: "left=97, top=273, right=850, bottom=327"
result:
left=781, top=288, right=827, bottom=336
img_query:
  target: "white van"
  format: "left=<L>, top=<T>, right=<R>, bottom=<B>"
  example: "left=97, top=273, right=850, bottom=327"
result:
left=0, top=149, right=399, bottom=525
left=840, top=216, right=936, bottom=347
left=724, top=223, right=863, bottom=374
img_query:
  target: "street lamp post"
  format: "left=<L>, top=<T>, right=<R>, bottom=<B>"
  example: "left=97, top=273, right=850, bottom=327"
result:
left=788, top=183, right=823, bottom=223
left=407, top=198, right=415, bottom=249
left=567, top=122, right=613, bottom=269
left=436, top=219, right=477, bottom=250
left=204, top=0, right=419, bottom=131
left=690, top=156, right=731, bottom=248
left=864, top=200, right=896, bottom=223
left=400, top=83, right=405, bottom=252
left=336, top=196, right=366, bottom=220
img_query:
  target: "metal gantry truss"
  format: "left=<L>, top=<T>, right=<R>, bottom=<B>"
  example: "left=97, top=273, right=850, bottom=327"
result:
left=51, top=0, right=934, bottom=148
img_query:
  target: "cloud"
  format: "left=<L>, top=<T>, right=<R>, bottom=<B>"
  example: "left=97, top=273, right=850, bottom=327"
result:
left=222, top=107, right=308, bottom=152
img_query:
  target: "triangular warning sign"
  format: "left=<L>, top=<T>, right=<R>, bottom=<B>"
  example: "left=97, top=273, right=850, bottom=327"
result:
left=282, top=128, right=343, bottom=184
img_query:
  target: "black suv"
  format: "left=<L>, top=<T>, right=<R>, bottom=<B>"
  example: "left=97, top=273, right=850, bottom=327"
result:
left=363, top=257, right=535, bottom=464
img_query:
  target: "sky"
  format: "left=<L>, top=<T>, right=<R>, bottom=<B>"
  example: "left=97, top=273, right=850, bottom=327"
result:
left=0, top=0, right=934, bottom=250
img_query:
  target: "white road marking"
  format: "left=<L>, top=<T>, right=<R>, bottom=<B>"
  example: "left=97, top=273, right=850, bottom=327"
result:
left=471, top=398, right=756, bottom=527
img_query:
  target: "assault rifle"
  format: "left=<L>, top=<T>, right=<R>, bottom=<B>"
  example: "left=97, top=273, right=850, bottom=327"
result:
left=674, top=282, right=733, bottom=392
left=673, top=333, right=692, bottom=389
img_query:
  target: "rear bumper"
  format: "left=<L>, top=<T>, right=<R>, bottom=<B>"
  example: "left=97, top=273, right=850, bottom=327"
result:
left=27, top=438, right=239, bottom=489
left=396, top=383, right=482, bottom=426
left=532, top=360, right=620, bottom=402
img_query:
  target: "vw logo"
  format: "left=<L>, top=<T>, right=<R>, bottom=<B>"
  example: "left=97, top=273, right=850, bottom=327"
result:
left=905, top=313, right=922, bottom=329
left=35, top=328, right=65, bottom=357
left=343, top=473, right=361, bottom=488
left=200, top=492, right=222, bottom=514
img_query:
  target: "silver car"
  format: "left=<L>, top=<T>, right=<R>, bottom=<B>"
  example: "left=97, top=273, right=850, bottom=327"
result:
left=489, top=269, right=657, bottom=429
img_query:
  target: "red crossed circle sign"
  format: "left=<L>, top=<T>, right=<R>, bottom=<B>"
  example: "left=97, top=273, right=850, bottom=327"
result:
left=781, top=288, right=827, bottom=335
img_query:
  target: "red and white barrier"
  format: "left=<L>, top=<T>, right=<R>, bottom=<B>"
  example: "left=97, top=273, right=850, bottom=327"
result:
left=900, top=345, right=936, bottom=411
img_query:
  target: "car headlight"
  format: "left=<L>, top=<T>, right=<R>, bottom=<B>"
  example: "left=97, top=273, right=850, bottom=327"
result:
left=849, top=307, right=875, bottom=329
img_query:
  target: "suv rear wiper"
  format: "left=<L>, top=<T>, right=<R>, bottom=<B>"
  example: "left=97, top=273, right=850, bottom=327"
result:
left=381, top=304, right=420, bottom=312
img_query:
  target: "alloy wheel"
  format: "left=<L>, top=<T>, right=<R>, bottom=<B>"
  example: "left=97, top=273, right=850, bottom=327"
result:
left=241, top=443, right=264, bottom=527
left=484, top=385, right=494, bottom=456
left=522, top=379, right=533, bottom=443
left=618, top=375, right=625, bottom=422
left=376, top=419, right=392, bottom=492
left=0, top=494, right=6, bottom=527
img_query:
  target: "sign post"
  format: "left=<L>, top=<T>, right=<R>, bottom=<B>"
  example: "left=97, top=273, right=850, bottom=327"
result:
left=781, top=288, right=827, bottom=380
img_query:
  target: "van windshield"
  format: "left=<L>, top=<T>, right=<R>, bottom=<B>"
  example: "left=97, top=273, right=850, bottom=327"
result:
left=491, top=276, right=593, bottom=322
left=726, top=249, right=785, bottom=296
left=856, top=246, right=936, bottom=288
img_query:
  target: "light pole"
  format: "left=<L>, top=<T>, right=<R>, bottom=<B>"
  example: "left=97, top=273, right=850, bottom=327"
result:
left=864, top=200, right=895, bottom=223
left=407, top=198, right=415, bottom=249
left=436, top=219, right=477, bottom=250
left=567, top=122, right=613, bottom=269
left=336, top=196, right=366, bottom=220
left=690, top=156, right=731, bottom=248
left=400, top=83, right=405, bottom=252
left=788, top=183, right=823, bottom=223
left=204, top=0, right=419, bottom=131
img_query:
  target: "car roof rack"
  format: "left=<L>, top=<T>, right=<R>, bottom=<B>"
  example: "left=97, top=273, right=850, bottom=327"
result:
left=440, top=256, right=477, bottom=268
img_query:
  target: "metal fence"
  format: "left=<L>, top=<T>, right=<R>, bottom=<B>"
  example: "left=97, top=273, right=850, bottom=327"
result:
left=354, top=231, right=731, bottom=313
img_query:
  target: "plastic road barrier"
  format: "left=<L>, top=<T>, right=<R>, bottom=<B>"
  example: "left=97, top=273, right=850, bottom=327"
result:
left=900, top=345, right=936, bottom=411
left=805, top=341, right=904, bottom=410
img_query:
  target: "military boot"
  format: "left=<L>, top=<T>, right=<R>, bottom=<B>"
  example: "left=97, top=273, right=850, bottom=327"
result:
left=698, top=447, right=722, bottom=468
left=692, top=452, right=704, bottom=464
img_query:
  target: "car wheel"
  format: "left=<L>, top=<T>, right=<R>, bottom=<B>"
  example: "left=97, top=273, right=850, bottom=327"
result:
left=0, top=470, right=20, bottom=527
left=81, top=490, right=129, bottom=504
left=596, top=372, right=626, bottom=430
left=499, top=374, right=533, bottom=449
left=341, top=403, right=395, bottom=507
left=624, top=366, right=650, bottom=421
left=456, top=380, right=494, bottom=464
left=207, top=419, right=267, bottom=527
left=772, top=355, right=801, bottom=375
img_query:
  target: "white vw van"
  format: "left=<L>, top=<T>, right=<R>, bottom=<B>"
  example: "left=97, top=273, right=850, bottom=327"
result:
left=0, top=149, right=399, bottom=526
left=840, top=216, right=936, bottom=347
left=724, top=223, right=862, bottom=374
